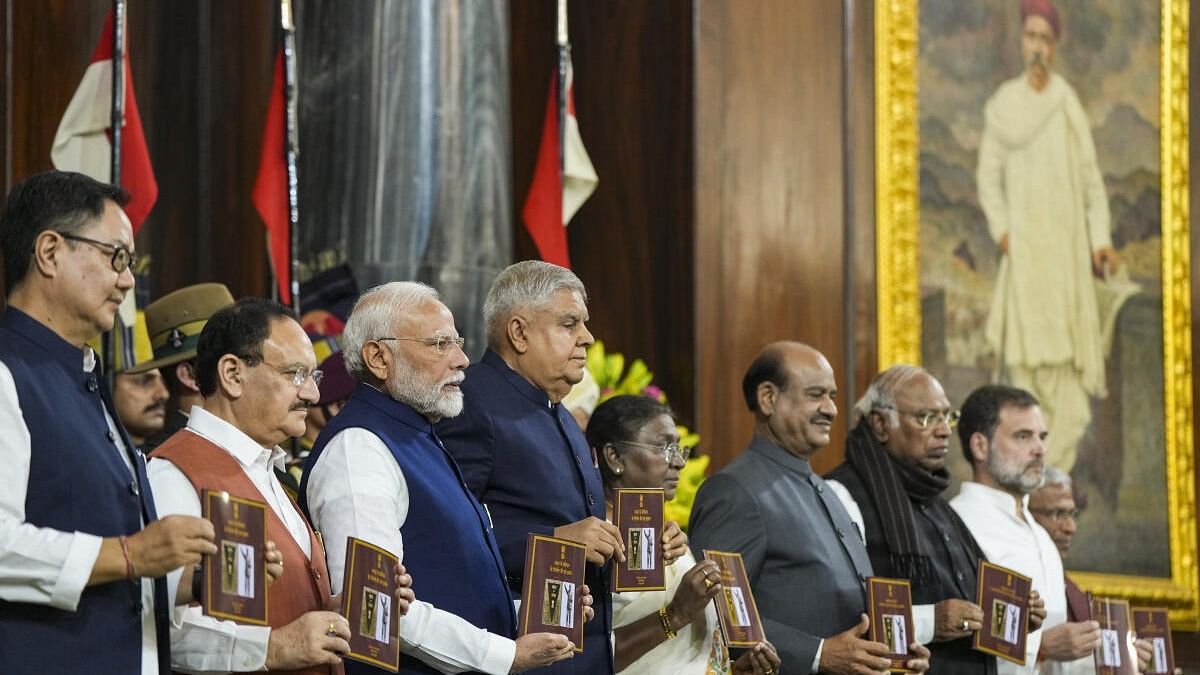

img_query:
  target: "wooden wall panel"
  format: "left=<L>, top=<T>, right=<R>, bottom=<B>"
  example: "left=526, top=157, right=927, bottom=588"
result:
left=695, top=0, right=849, bottom=472
left=510, top=0, right=696, bottom=425
left=1, top=1, right=272, bottom=301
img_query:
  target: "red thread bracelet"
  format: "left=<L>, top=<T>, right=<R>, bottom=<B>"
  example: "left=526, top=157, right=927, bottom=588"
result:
left=119, top=535, right=137, bottom=580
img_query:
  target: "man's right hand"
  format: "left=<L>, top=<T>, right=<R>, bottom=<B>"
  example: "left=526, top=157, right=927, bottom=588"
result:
left=553, top=517, right=625, bottom=565
left=127, top=515, right=217, bottom=578
left=510, top=632, right=575, bottom=672
left=933, top=598, right=984, bottom=642
left=818, top=614, right=892, bottom=675
left=1038, top=620, right=1101, bottom=662
left=266, top=611, right=350, bottom=670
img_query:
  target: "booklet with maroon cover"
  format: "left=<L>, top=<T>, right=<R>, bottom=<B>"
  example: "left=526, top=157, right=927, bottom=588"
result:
left=341, top=537, right=401, bottom=672
left=201, top=489, right=268, bottom=625
left=612, top=488, right=666, bottom=592
left=973, top=561, right=1031, bottom=665
left=703, top=549, right=766, bottom=648
left=1131, top=606, right=1175, bottom=674
left=867, top=577, right=916, bottom=672
left=518, top=534, right=586, bottom=652
left=1093, top=597, right=1136, bottom=675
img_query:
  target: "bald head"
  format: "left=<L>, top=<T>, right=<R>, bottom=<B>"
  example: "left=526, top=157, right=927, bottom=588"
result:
left=744, top=341, right=838, bottom=457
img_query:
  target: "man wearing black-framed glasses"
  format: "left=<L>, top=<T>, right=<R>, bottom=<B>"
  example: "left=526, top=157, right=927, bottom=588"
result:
left=826, top=365, right=1046, bottom=675
left=0, top=170, right=217, bottom=675
left=146, top=297, right=415, bottom=673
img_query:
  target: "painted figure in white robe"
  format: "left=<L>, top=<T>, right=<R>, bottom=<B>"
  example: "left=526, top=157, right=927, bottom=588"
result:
left=976, top=0, right=1134, bottom=471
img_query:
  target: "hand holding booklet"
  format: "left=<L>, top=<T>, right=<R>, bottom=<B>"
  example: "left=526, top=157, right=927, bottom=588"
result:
left=518, top=534, right=587, bottom=652
left=341, top=537, right=401, bottom=672
left=201, top=489, right=268, bottom=625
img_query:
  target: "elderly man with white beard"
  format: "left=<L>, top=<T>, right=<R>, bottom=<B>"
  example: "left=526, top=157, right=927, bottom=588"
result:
left=300, top=282, right=583, bottom=675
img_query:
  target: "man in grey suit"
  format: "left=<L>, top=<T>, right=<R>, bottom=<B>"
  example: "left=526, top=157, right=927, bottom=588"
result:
left=690, top=342, right=931, bottom=674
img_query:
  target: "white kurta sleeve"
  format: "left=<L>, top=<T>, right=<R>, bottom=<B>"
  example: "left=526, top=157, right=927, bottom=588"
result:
left=977, top=110, right=1011, bottom=246
left=305, top=426, right=517, bottom=675
left=1063, top=89, right=1112, bottom=252
left=0, top=360, right=103, bottom=610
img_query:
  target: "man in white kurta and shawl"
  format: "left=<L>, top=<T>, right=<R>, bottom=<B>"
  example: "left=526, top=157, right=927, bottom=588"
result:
left=976, top=0, right=1136, bottom=472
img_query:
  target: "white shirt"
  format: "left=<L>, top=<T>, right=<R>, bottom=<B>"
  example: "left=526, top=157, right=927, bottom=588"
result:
left=825, top=479, right=938, bottom=645
left=305, top=425, right=516, bottom=675
left=951, top=482, right=1068, bottom=675
left=0, top=352, right=161, bottom=675
left=147, top=406, right=314, bottom=673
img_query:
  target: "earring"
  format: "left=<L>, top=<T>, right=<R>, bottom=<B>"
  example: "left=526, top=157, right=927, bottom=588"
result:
left=614, top=468, right=623, bottom=475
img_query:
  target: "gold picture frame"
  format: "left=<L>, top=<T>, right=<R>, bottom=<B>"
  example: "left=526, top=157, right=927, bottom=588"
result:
left=875, top=0, right=1196, bottom=627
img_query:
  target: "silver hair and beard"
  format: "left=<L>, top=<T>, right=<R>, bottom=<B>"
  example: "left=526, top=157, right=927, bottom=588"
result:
left=383, top=349, right=466, bottom=421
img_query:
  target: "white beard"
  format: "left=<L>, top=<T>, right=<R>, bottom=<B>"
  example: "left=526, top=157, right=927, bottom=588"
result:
left=385, top=358, right=464, bottom=420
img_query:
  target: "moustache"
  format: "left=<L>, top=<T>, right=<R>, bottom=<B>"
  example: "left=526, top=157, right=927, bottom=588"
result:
left=809, top=413, right=835, bottom=426
left=442, top=374, right=466, bottom=386
left=290, top=403, right=310, bottom=412
left=142, top=403, right=166, bottom=415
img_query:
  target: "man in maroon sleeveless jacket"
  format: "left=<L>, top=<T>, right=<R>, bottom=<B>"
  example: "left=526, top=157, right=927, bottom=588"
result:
left=148, top=298, right=414, bottom=673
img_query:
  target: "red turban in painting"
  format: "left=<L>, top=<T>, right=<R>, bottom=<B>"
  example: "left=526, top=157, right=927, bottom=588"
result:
left=1020, top=0, right=1061, bottom=39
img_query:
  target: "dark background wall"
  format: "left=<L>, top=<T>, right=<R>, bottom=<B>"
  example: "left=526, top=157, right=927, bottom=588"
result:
left=510, top=0, right=696, bottom=427
left=3, top=0, right=1200, bottom=661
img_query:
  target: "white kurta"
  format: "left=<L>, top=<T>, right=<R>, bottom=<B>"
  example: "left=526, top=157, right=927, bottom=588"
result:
left=976, top=72, right=1131, bottom=470
left=951, top=482, right=1069, bottom=675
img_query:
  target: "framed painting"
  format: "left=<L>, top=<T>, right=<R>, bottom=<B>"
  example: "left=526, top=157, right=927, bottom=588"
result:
left=875, top=0, right=1196, bottom=626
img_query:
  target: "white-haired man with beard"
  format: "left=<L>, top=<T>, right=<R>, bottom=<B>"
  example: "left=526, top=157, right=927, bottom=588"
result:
left=299, top=282, right=582, bottom=675
left=951, top=384, right=1061, bottom=675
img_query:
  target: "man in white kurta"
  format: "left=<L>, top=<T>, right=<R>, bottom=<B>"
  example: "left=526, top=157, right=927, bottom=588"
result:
left=950, top=385, right=1066, bottom=675
left=976, top=1, right=1131, bottom=472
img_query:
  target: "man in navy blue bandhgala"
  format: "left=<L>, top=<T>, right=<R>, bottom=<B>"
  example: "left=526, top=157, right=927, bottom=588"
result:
left=302, top=281, right=583, bottom=674
left=0, top=171, right=217, bottom=675
left=439, top=261, right=623, bottom=674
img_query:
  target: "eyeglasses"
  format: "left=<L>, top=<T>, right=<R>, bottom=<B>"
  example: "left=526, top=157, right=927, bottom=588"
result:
left=1030, top=507, right=1079, bottom=522
left=59, top=232, right=136, bottom=273
left=258, top=361, right=324, bottom=389
left=614, top=440, right=691, bottom=463
left=376, top=336, right=466, bottom=356
left=894, top=408, right=961, bottom=429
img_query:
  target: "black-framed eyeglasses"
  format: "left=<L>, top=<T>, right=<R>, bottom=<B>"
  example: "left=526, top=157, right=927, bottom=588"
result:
left=891, top=408, right=961, bottom=429
left=1030, top=507, right=1079, bottom=523
left=59, top=232, right=136, bottom=273
left=376, top=335, right=466, bottom=356
left=614, top=440, right=691, bottom=463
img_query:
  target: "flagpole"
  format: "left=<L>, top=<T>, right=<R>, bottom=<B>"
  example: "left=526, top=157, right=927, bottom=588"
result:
left=110, top=0, right=125, bottom=186
left=280, top=0, right=301, bottom=317
left=556, top=0, right=568, bottom=179
left=105, top=0, right=127, bottom=383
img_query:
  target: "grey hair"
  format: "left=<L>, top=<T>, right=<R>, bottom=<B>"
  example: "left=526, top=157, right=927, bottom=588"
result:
left=483, top=260, right=587, bottom=349
left=343, top=281, right=441, bottom=381
left=853, top=364, right=930, bottom=427
left=1041, top=466, right=1072, bottom=489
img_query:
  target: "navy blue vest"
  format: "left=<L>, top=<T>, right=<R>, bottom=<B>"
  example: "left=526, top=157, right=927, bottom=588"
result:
left=0, top=307, right=169, bottom=675
left=301, top=383, right=516, bottom=675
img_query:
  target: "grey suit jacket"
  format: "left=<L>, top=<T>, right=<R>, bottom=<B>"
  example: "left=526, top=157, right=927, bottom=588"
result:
left=690, top=436, right=874, bottom=673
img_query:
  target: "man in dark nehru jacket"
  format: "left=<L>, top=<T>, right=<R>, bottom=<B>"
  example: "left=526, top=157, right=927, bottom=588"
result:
left=826, top=365, right=1044, bottom=675
left=0, top=170, right=216, bottom=674
left=439, top=260, right=625, bottom=674
left=689, top=342, right=930, bottom=674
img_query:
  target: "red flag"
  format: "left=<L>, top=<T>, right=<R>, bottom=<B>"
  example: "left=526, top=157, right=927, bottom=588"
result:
left=52, top=10, right=157, bottom=232
left=521, top=58, right=597, bottom=268
left=253, top=51, right=291, bottom=305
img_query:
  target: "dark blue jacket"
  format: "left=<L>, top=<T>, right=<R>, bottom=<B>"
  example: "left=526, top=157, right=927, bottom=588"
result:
left=438, top=349, right=613, bottom=674
left=0, top=307, right=169, bottom=675
left=301, top=383, right=516, bottom=675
